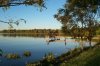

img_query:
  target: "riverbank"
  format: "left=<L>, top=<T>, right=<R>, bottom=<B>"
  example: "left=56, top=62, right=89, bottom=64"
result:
left=59, top=42, right=100, bottom=66
left=26, top=42, right=100, bottom=66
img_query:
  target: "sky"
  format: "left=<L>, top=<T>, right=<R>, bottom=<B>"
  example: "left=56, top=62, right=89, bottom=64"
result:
left=0, top=0, right=66, bottom=30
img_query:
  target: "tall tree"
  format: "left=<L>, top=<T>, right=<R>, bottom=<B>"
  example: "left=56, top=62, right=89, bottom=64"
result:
left=54, top=0, right=100, bottom=46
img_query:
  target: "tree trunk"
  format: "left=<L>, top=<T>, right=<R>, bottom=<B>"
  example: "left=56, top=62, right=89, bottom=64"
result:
left=89, top=39, right=92, bottom=47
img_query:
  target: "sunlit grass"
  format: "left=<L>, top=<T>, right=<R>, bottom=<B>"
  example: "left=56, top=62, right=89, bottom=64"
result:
left=60, top=43, right=100, bottom=66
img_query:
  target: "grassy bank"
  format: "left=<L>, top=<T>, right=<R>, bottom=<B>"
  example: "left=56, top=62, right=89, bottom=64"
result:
left=26, top=42, right=100, bottom=66
left=60, top=43, right=100, bottom=66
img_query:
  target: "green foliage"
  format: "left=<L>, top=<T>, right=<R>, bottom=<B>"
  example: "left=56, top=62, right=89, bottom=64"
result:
left=55, top=0, right=100, bottom=45
left=67, top=0, right=100, bottom=12
left=61, top=26, right=69, bottom=35
left=60, top=43, right=100, bottom=66
left=5, top=53, right=20, bottom=59
left=0, top=0, right=46, bottom=10
left=43, top=52, right=55, bottom=63
left=96, top=26, right=100, bottom=35
left=23, top=51, right=31, bottom=57
left=26, top=52, right=55, bottom=66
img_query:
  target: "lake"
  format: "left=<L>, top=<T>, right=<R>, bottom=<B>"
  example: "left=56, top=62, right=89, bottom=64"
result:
left=0, top=34, right=95, bottom=66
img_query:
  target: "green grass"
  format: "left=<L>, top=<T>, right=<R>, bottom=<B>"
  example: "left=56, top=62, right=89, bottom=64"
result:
left=60, top=44, right=100, bottom=66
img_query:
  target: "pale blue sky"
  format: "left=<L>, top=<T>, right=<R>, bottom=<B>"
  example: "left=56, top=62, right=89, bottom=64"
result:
left=0, top=0, right=66, bottom=30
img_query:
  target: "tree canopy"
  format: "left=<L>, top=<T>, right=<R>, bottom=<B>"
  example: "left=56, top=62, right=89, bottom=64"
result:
left=55, top=0, right=100, bottom=26
left=54, top=0, right=100, bottom=45
left=0, top=0, right=45, bottom=8
left=0, top=0, right=46, bottom=29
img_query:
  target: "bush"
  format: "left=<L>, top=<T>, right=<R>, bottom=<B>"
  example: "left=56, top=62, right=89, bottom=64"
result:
left=5, top=53, right=20, bottom=59
left=23, top=51, right=31, bottom=57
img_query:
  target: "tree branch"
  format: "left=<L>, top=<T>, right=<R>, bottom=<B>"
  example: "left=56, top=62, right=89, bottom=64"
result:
left=0, top=0, right=45, bottom=7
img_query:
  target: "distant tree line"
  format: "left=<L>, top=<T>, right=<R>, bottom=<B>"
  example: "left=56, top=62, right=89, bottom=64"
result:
left=0, top=25, right=99, bottom=37
left=0, top=29, right=63, bottom=35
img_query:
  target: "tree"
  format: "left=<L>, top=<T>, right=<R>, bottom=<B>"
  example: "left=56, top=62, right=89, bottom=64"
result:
left=54, top=0, right=100, bottom=46
left=0, top=0, right=46, bottom=29
left=0, top=0, right=45, bottom=8
left=0, top=0, right=46, bottom=11
left=0, top=19, right=26, bottom=29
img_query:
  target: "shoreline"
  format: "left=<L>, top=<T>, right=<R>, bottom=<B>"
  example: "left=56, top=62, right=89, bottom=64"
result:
left=26, top=41, right=100, bottom=66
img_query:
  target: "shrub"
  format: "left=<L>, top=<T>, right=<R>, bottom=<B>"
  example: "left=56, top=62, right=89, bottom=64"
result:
left=23, top=51, right=31, bottom=57
left=5, top=53, right=20, bottom=59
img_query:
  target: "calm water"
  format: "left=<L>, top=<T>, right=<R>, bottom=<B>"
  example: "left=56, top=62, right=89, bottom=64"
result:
left=0, top=34, right=95, bottom=66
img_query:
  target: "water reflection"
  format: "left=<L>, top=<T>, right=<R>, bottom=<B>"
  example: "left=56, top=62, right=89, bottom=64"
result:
left=46, top=39, right=67, bottom=46
left=0, top=33, right=45, bottom=38
left=0, top=34, right=95, bottom=66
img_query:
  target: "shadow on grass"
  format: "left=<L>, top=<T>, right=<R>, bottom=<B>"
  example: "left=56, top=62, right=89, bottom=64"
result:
left=85, top=52, right=100, bottom=66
